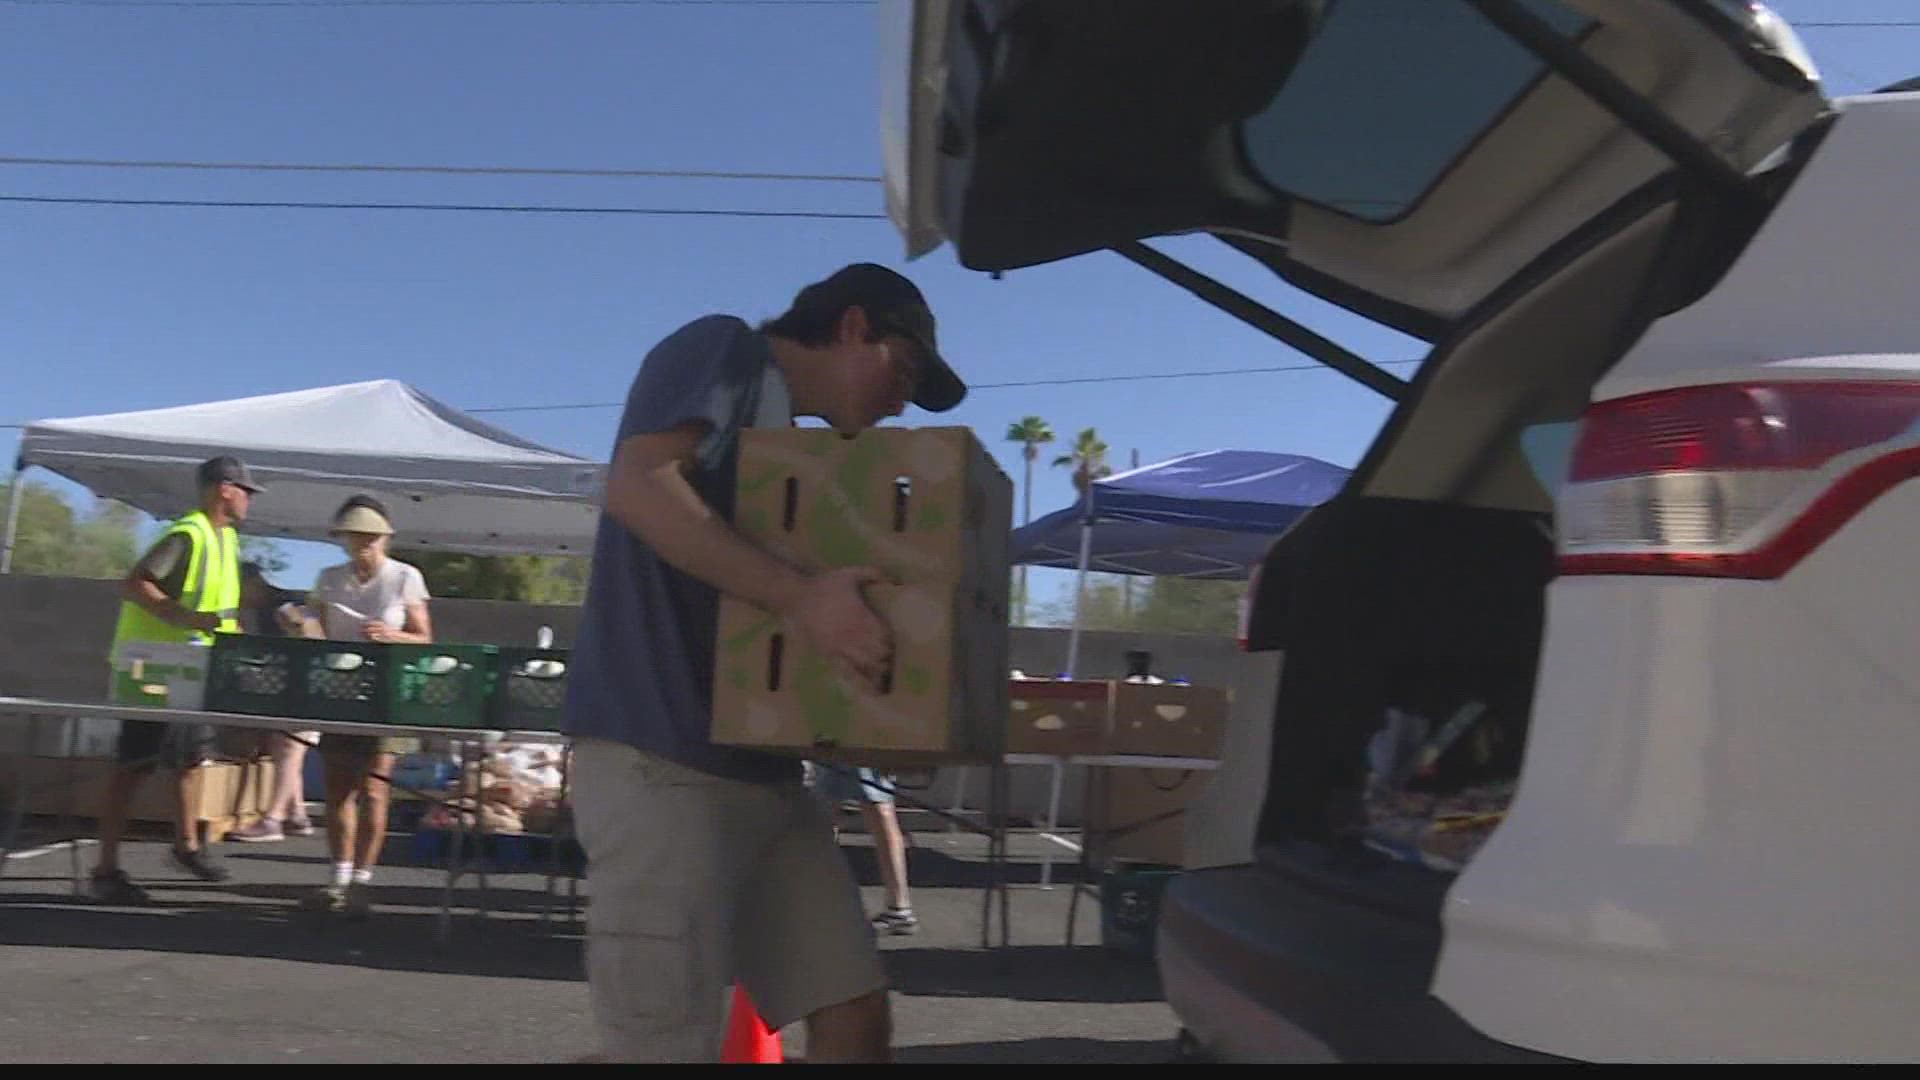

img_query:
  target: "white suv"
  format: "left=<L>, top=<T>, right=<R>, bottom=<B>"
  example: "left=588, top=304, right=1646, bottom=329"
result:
left=885, top=0, right=1920, bottom=1062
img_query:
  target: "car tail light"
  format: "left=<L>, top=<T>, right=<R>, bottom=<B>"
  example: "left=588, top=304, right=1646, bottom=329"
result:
left=1559, top=381, right=1920, bottom=578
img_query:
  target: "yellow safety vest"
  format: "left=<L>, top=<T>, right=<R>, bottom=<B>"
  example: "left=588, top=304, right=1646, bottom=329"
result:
left=109, top=510, right=242, bottom=651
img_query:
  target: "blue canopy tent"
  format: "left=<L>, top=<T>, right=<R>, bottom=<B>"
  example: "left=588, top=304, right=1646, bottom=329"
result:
left=1011, top=449, right=1350, bottom=675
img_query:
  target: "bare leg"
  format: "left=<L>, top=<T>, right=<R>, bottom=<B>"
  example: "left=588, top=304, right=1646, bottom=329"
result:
left=174, top=766, right=205, bottom=852
left=863, top=802, right=911, bottom=912
left=804, top=990, right=891, bottom=1064
left=266, top=734, right=308, bottom=821
left=353, top=753, right=395, bottom=870
left=93, top=765, right=148, bottom=875
left=325, top=751, right=360, bottom=868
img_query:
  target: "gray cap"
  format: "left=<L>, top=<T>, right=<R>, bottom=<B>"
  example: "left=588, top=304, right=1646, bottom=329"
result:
left=197, top=455, right=264, bottom=494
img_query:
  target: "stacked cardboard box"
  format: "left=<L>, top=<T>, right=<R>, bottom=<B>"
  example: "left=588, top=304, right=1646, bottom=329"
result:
left=1007, top=679, right=1229, bottom=759
left=1096, top=764, right=1213, bottom=868
left=1006, top=679, right=1112, bottom=756
left=1108, top=682, right=1229, bottom=758
left=711, top=427, right=1014, bottom=766
left=0, top=754, right=277, bottom=842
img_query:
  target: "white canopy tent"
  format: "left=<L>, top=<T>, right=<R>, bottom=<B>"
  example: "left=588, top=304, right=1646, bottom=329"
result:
left=3, top=380, right=607, bottom=567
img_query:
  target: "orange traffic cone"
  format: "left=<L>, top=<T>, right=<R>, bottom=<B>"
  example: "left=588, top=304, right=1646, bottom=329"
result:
left=721, top=984, right=783, bottom=1064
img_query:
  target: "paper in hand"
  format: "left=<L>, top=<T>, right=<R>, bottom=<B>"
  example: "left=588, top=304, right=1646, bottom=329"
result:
left=330, top=602, right=369, bottom=626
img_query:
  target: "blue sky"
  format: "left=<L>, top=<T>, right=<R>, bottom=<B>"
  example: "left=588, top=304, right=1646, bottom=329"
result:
left=1, top=0, right=1913, bottom=598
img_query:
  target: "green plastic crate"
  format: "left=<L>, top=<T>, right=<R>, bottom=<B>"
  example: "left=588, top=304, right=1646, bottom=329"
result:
left=384, top=643, right=498, bottom=729
left=207, top=635, right=386, bottom=722
left=487, top=647, right=570, bottom=732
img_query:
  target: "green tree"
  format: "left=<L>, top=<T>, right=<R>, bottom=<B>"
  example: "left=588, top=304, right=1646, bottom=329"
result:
left=1135, top=577, right=1243, bottom=637
left=1, top=482, right=142, bottom=579
left=238, top=536, right=292, bottom=575
left=1028, top=573, right=1243, bottom=638
left=1032, top=573, right=1134, bottom=632
left=1004, top=415, right=1054, bottom=625
left=408, top=552, right=588, bottom=604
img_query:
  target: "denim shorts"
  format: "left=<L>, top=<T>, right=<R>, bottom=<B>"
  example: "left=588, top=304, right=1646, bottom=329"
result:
left=809, top=764, right=894, bottom=806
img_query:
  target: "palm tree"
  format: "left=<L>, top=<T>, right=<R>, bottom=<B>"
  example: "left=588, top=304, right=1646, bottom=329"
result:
left=1005, top=417, right=1056, bottom=527
left=1053, top=427, right=1113, bottom=497
left=1051, top=427, right=1115, bottom=633
left=1006, top=416, right=1055, bottom=625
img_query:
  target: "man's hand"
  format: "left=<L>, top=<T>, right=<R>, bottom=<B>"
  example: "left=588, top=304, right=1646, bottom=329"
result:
left=781, top=567, right=893, bottom=692
left=187, top=611, right=222, bottom=634
left=362, top=620, right=394, bottom=643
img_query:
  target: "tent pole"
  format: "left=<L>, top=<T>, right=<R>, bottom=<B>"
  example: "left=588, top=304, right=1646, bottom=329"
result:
left=1063, top=516, right=1095, bottom=679
left=1, top=463, right=25, bottom=575
left=1122, top=449, right=1139, bottom=622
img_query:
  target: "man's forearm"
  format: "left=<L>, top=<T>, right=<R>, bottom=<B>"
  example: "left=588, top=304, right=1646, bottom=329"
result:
left=126, top=578, right=202, bottom=629
left=610, top=467, right=806, bottom=616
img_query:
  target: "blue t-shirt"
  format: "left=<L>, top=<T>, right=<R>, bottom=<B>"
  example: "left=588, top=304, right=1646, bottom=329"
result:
left=561, top=315, right=799, bottom=783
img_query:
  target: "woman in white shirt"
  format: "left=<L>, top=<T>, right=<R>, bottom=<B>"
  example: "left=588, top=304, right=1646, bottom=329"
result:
left=297, top=495, right=433, bottom=919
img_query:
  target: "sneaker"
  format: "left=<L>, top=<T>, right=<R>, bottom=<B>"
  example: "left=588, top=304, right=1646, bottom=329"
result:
left=89, top=869, right=152, bottom=905
left=300, top=884, right=350, bottom=915
left=344, top=882, right=373, bottom=921
left=228, top=819, right=285, bottom=843
left=285, top=815, right=316, bottom=838
left=871, top=908, right=919, bottom=936
left=170, top=846, right=232, bottom=883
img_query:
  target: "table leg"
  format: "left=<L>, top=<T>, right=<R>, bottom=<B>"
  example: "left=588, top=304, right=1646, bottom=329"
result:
left=436, top=739, right=471, bottom=947
left=978, top=761, right=997, bottom=949
left=64, top=716, right=83, bottom=895
left=1039, top=761, right=1066, bottom=887
left=542, top=745, right=573, bottom=934
left=471, top=742, right=491, bottom=928
left=0, top=714, right=40, bottom=882
left=995, top=760, right=1011, bottom=949
left=1066, top=765, right=1102, bottom=947
left=948, top=766, right=968, bottom=834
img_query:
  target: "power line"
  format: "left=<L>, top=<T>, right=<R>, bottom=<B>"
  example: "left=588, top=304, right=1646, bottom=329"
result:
left=0, top=0, right=1908, bottom=19
left=0, top=0, right=1907, bottom=20
left=0, top=155, right=882, bottom=184
left=463, top=359, right=1429, bottom=414
left=0, top=193, right=887, bottom=217
left=0, top=0, right=878, bottom=8
left=0, top=360, right=1429, bottom=429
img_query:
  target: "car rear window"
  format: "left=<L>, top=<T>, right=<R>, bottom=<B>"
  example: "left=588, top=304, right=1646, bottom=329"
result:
left=1239, top=0, right=1592, bottom=222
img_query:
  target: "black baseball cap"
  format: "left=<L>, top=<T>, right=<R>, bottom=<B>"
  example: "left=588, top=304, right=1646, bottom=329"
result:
left=197, top=455, right=265, bottom=494
left=790, top=263, right=967, bottom=412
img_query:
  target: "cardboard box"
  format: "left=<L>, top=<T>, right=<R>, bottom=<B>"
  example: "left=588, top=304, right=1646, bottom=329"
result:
left=1095, top=765, right=1212, bottom=868
left=712, top=581, right=1007, bottom=767
left=0, top=754, right=276, bottom=841
left=1006, top=679, right=1112, bottom=756
left=1108, top=682, right=1229, bottom=759
left=111, top=641, right=212, bottom=711
left=713, top=427, right=1013, bottom=766
left=729, top=427, right=1011, bottom=589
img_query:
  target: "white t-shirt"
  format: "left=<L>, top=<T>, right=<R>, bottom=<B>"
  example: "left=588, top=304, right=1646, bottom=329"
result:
left=311, top=558, right=430, bottom=640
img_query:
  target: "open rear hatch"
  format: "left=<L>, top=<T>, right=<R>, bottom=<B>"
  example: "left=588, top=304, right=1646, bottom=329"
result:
left=885, top=0, right=1825, bottom=342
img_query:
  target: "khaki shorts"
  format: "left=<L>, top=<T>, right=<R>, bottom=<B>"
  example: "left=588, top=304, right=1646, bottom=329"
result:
left=571, top=738, right=886, bottom=1063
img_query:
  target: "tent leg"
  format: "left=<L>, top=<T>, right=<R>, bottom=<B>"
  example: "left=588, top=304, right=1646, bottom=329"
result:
left=1063, top=519, right=1094, bottom=679
left=1, top=465, right=25, bottom=575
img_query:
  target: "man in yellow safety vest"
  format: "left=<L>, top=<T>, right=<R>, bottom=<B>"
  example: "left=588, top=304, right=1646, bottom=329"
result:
left=90, top=456, right=260, bottom=905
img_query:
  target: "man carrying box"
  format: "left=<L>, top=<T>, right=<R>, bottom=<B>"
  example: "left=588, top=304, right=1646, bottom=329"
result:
left=90, top=455, right=259, bottom=905
left=562, top=264, right=966, bottom=1063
